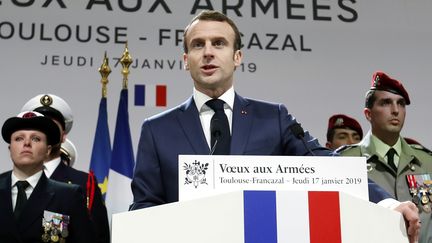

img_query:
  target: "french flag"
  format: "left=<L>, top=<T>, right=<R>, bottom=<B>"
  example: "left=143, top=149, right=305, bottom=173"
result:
left=134, top=84, right=167, bottom=107
left=244, top=191, right=342, bottom=243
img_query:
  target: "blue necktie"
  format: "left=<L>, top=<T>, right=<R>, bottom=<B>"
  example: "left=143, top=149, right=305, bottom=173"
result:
left=206, top=99, right=231, bottom=155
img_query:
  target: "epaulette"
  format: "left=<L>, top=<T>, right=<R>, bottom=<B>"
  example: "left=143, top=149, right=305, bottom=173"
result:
left=409, top=143, right=432, bottom=156
left=335, top=144, right=359, bottom=154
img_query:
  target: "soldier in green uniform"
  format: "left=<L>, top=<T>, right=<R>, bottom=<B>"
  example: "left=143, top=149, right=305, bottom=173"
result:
left=338, top=71, right=432, bottom=243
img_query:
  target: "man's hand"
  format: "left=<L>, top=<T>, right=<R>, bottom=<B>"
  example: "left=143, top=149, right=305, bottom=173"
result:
left=394, top=201, right=420, bottom=243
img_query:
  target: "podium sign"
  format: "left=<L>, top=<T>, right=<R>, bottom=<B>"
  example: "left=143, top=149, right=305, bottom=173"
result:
left=179, top=155, right=368, bottom=201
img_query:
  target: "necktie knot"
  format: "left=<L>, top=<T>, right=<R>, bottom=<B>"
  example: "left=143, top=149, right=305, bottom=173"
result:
left=387, top=148, right=396, bottom=159
left=206, top=99, right=230, bottom=155
left=16, top=180, right=30, bottom=191
left=206, top=99, right=225, bottom=112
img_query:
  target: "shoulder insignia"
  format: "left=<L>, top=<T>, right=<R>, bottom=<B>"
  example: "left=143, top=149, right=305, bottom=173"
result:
left=410, top=143, right=432, bottom=156
left=335, top=144, right=359, bottom=154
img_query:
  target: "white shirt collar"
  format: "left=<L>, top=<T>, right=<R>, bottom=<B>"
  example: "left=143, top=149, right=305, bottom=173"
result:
left=12, top=170, right=43, bottom=189
left=193, top=86, right=235, bottom=148
left=370, top=134, right=402, bottom=159
left=193, top=86, right=235, bottom=112
left=43, top=157, right=62, bottom=178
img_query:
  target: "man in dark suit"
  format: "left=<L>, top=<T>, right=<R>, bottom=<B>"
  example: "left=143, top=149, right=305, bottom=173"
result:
left=0, top=110, right=94, bottom=242
left=21, top=94, right=110, bottom=243
left=130, top=10, right=420, bottom=242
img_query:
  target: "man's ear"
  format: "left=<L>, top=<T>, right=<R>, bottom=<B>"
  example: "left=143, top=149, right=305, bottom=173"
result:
left=234, top=50, right=243, bottom=67
left=46, top=145, right=52, bottom=157
left=183, top=53, right=189, bottom=70
left=364, top=108, right=372, bottom=122
left=61, top=133, right=67, bottom=143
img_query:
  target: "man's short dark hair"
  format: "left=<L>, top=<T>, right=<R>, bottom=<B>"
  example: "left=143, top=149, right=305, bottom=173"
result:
left=326, top=128, right=336, bottom=142
left=365, top=90, right=377, bottom=109
left=183, top=10, right=242, bottom=53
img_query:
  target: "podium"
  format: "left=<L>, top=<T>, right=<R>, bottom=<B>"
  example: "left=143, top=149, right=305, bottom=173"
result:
left=112, top=190, right=408, bottom=243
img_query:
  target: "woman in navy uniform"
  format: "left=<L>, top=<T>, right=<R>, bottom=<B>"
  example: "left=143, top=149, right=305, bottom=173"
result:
left=21, top=94, right=110, bottom=243
left=0, top=111, right=95, bottom=242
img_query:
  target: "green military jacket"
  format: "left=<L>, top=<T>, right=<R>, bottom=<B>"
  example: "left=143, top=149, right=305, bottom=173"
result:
left=338, top=131, right=432, bottom=243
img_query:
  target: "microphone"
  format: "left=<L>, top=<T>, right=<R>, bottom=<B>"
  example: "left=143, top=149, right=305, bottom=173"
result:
left=290, top=122, right=305, bottom=139
left=290, top=123, right=315, bottom=156
left=209, top=118, right=221, bottom=155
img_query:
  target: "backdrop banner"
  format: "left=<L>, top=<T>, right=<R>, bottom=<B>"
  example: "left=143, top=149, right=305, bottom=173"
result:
left=1, top=1, right=431, bottom=204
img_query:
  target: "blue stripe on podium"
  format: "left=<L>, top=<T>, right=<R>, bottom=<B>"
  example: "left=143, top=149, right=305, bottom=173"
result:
left=244, top=191, right=277, bottom=243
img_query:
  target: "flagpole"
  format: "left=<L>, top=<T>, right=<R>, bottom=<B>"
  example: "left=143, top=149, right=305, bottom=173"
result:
left=89, top=52, right=113, bottom=200
left=105, top=43, right=135, bottom=218
left=120, top=42, right=132, bottom=90
left=99, top=51, right=111, bottom=98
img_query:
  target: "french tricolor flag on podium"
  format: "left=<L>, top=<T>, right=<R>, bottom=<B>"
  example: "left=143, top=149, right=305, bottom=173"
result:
left=244, top=191, right=342, bottom=243
left=112, top=190, right=407, bottom=243
left=242, top=191, right=407, bottom=243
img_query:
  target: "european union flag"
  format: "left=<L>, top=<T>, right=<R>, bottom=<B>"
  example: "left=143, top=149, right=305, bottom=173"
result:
left=89, top=97, right=112, bottom=199
left=105, top=88, right=135, bottom=216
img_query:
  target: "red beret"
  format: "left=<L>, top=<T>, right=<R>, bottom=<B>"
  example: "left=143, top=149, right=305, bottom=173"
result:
left=370, top=71, right=410, bottom=105
left=327, top=114, right=363, bottom=139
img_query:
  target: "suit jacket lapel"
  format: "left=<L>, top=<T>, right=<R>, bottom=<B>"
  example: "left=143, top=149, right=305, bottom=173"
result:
left=362, top=132, right=395, bottom=173
left=0, top=186, right=14, bottom=217
left=360, top=132, right=380, bottom=160
left=0, top=172, right=14, bottom=217
left=18, top=174, right=54, bottom=230
left=0, top=172, right=19, bottom=237
left=231, top=94, right=252, bottom=155
left=177, top=97, right=210, bottom=154
left=50, top=162, right=69, bottom=182
left=362, top=131, right=421, bottom=175
left=399, top=139, right=420, bottom=173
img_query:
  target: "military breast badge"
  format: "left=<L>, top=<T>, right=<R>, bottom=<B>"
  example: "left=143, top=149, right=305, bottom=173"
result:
left=407, top=174, right=432, bottom=213
left=42, top=210, right=70, bottom=243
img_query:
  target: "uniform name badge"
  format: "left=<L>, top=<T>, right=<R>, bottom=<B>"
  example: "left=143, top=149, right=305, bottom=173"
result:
left=42, top=210, right=70, bottom=243
left=407, top=174, right=432, bottom=213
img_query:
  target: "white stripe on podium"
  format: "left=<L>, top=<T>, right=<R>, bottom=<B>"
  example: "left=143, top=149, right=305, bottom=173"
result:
left=276, top=191, right=310, bottom=243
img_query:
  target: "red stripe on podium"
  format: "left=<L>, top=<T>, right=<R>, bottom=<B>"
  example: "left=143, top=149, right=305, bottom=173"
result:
left=308, top=191, right=342, bottom=243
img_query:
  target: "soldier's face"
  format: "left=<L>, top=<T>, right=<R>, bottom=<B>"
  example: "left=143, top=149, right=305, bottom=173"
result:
left=365, top=90, right=406, bottom=137
left=9, top=130, right=51, bottom=170
left=326, top=128, right=361, bottom=150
